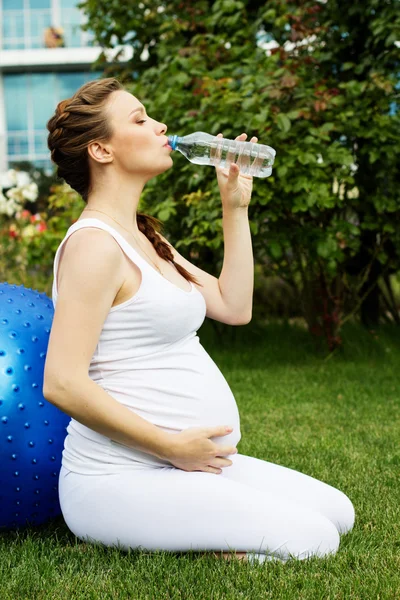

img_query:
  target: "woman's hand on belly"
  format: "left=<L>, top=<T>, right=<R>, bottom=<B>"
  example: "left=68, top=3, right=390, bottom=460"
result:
left=163, top=425, right=238, bottom=475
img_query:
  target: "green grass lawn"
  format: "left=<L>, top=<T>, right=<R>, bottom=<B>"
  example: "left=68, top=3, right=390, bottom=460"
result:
left=1, top=321, right=399, bottom=599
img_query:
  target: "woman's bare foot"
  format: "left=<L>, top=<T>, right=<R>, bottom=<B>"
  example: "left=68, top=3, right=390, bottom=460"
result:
left=211, top=551, right=248, bottom=562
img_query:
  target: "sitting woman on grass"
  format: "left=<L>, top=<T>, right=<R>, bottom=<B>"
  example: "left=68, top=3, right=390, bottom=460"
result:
left=44, top=77, right=355, bottom=564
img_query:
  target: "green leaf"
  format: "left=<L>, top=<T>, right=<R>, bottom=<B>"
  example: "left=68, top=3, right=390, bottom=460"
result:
left=277, top=114, right=291, bottom=133
left=242, top=97, right=255, bottom=110
left=383, top=223, right=395, bottom=233
left=277, top=165, right=288, bottom=178
left=377, top=251, right=389, bottom=264
left=269, top=241, right=283, bottom=259
left=349, top=225, right=360, bottom=235
left=158, top=208, right=171, bottom=221
left=369, top=150, right=379, bottom=164
left=317, top=237, right=337, bottom=259
left=320, top=122, right=335, bottom=132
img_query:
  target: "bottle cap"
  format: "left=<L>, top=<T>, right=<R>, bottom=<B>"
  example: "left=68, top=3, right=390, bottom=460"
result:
left=168, top=135, right=179, bottom=150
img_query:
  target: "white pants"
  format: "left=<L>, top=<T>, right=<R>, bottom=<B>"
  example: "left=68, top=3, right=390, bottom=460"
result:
left=58, top=453, right=355, bottom=563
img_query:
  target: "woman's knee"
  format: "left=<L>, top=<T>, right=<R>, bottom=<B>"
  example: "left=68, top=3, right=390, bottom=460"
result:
left=276, top=513, right=341, bottom=562
left=332, top=490, right=356, bottom=535
left=304, top=515, right=340, bottom=560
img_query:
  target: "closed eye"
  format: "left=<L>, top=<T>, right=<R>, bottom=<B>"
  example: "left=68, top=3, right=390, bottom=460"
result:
left=137, top=119, right=147, bottom=124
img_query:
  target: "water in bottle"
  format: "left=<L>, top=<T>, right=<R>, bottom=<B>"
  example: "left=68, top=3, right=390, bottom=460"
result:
left=167, top=132, right=276, bottom=178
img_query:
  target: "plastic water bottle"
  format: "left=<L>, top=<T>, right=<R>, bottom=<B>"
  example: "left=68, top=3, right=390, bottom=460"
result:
left=167, top=132, right=276, bottom=178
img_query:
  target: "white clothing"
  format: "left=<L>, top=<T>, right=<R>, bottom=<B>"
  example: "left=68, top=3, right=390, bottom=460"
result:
left=53, top=218, right=355, bottom=562
left=52, top=218, right=241, bottom=475
left=59, top=453, right=355, bottom=562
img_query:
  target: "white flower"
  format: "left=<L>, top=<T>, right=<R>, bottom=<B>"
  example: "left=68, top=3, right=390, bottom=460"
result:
left=0, top=169, right=18, bottom=189
left=8, top=202, right=22, bottom=216
left=6, top=187, right=24, bottom=203
left=0, top=196, right=22, bottom=217
left=0, top=169, right=36, bottom=219
left=22, top=182, right=38, bottom=202
left=16, top=171, right=31, bottom=187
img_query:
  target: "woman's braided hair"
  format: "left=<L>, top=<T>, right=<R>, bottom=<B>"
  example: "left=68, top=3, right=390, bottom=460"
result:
left=47, top=77, right=200, bottom=287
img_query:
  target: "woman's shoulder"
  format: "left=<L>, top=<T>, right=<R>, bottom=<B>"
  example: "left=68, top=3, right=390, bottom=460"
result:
left=57, top=227, right=125, bottom=292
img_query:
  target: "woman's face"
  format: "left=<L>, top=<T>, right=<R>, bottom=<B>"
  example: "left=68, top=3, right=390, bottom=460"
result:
left=103, top=90, right=173, bottom=180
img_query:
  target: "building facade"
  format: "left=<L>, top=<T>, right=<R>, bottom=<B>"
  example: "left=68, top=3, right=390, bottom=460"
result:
left=0, top=0, right=131, bottom=172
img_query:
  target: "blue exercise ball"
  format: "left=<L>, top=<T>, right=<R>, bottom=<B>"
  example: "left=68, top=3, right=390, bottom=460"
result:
left=0, top=282, right=69, bottom=531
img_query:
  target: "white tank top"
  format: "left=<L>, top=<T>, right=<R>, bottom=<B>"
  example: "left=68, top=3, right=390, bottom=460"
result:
left=52, top=218, right=241, bottom=475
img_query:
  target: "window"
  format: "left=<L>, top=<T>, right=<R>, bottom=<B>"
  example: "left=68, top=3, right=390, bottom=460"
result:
left=3, top=0, right=24, bottom=8
left=1, top=0, right=95, bottom=49
left=60, top=0, right=94, bottom=47
left=2, top=0, right=51, bottom=49
left=4, top=71, right=101, bottom=168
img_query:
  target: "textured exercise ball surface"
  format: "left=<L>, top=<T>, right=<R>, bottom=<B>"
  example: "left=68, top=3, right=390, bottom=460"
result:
left=0, top=282, right=69, bottom=531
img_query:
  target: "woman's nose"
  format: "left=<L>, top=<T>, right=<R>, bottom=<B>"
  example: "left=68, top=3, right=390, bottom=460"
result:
left=159, top=122, right=167, bottom=134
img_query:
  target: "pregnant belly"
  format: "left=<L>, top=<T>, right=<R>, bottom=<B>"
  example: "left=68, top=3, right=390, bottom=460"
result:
left=101, top=345, right=242, bottom=449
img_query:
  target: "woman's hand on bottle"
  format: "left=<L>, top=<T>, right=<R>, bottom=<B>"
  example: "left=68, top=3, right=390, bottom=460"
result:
left=164, top=426, right=238, bottom=474
left=215, top=132, right=257, bottom=211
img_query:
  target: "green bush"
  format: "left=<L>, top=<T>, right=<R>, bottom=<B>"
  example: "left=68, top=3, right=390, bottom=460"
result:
left=79, top=0, right=400, bottom=350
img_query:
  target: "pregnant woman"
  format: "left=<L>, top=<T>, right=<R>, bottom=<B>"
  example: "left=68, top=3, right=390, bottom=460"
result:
left=44, top=77, right=355, bottom=564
